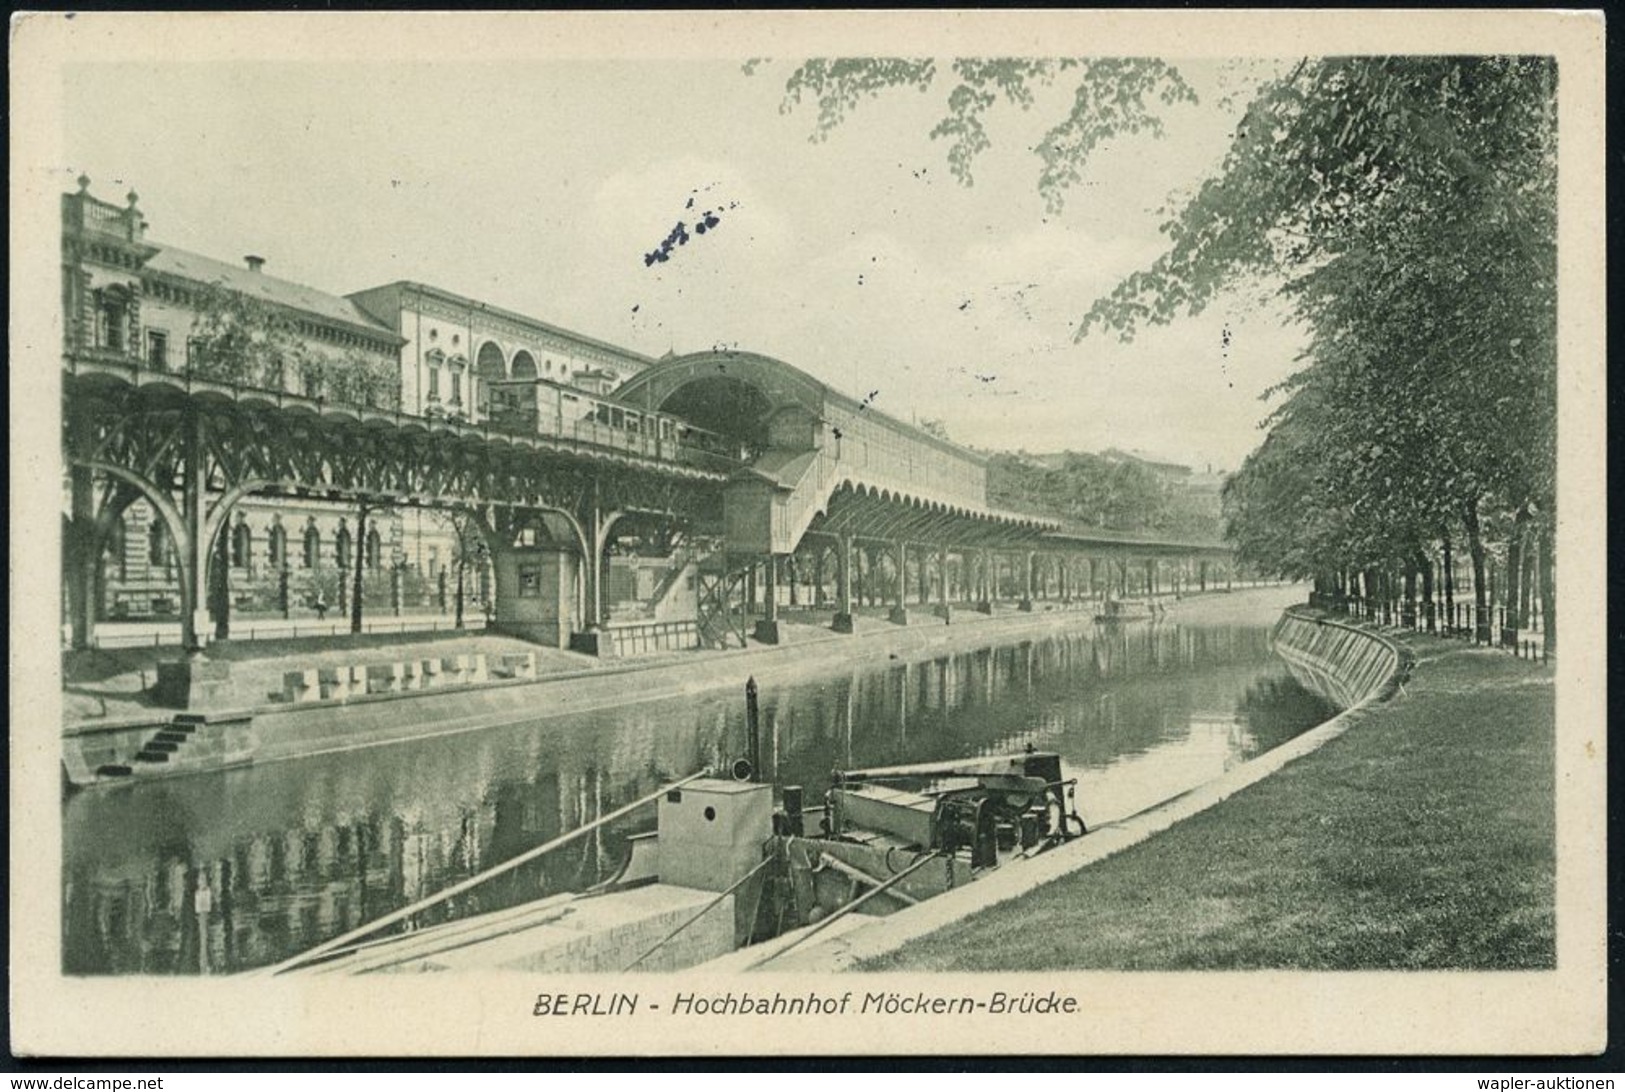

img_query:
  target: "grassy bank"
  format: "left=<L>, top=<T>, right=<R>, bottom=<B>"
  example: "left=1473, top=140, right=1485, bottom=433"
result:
left=862, top=631, right=1555, bottom=970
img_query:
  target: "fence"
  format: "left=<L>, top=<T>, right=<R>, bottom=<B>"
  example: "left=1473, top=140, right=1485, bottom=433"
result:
left=86, top=615, right=487, bottom=650
left=1310, top=591, right=1550, bottom=662
left=603, top=619, right=699, bottom=656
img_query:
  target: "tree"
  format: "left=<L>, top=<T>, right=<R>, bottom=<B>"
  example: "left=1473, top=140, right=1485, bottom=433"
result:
left=986, top=449, right=1221, bottom=539
left=323, top=348, right=403, bottom=411
left=189, top=283, right=401, bottom=411
left=188, top=280, right=306, bottom=390
left=447, top=509, right=489, bottom=629
left=762, top=58, right=1195, bottom=214
left=348, top=496, right=399, bottom=634
left=765, top=54, right=1557, bottom=643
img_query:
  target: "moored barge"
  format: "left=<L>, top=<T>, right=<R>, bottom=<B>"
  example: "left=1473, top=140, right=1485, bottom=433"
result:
left=268, top=692, right=1087, bottom=977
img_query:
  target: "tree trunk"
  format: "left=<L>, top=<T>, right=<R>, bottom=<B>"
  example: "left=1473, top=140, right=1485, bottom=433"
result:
left=1419, top=552, right=1435, bottom=632
left=1402, top=565, right=1417, bottom=629
left=351, top=503, right=368, bottom=634
left=454, top=554, right=466, bottom=629
left=1537, top=523, right=1556, bottom=654
left=1520, top=529, right=1537, bottom=629
left=1464, top=500, right=1489, bottom=643
left=1502, top=508, right=1529, bottom=647
left=1449, top=536, right=1462, bottom=630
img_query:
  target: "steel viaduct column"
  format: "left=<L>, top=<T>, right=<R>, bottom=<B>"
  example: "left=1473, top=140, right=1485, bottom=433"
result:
left=832, top=534, right=855, bottom=633
left=889, top=540, right=911, bottom=625
left=753, top=554, right=783, bottom=644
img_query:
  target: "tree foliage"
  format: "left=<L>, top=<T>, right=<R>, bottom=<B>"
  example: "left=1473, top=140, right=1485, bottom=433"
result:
left=769, top=57, right=1193, bottom=212
left=187, top=281, right=302, bottom=390
left=767, top=54, right=1558, bottom=636
left=1209, top=58, right=1556, bottom=600
left=988, top=451, right=1221, bottom=540
left=189, top=282, right=401, bottom=411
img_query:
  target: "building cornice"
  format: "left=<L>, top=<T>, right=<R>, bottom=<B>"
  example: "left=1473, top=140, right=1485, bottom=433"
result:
left=363, top=280, right=659, bottom=368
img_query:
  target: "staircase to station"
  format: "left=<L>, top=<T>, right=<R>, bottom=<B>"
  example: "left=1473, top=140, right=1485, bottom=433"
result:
left=724, top=445, right=840, bottom=558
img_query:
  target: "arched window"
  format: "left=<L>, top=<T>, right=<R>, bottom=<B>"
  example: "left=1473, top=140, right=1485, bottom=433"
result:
left=268, top=523, right=287, bottom=569
left=366, top=526, right=382, bottom=571
left=231, top=521, right=251, bottom=569
left=511, top=350, right=537, bottom=380
left=335, top=523, right=351, bottom=572
left=475, top=341, right=505, bottom=416
left=302, top=522, right=320, bottom=569
left=476, top=341, right=506, bottom=381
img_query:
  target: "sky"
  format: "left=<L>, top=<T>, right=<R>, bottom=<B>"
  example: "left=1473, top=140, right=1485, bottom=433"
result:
left=62, top=54, right=1306, bottom=474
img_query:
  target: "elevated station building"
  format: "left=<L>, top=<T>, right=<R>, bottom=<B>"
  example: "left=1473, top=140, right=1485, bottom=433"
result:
left=61, top=179, right=1233, bottom=669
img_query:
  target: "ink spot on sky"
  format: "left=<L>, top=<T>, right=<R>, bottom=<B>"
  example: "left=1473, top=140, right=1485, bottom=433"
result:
left=643, top=187, right=731, bottom=267
left=631, top=304, right=640, bottom=313
left=958, top=300, right=971, bottom=311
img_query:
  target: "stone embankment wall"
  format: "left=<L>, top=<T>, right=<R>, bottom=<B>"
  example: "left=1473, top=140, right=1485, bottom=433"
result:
left=1271, top=607, right=1412, bottom=711
left=753, top=602, right=1412, bottom=973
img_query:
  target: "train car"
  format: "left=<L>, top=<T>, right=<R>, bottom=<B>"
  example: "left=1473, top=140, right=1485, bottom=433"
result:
left=483, top=376, right=741, bottom=466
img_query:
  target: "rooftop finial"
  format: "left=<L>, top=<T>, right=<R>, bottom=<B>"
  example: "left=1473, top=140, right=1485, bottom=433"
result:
left=126, top=189, right=140, bottom=209
left=76, top=173, right=91, bottom=193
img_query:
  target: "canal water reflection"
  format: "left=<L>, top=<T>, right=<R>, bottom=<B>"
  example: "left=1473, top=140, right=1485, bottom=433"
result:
left=62, top=616, right=1336, bottom=975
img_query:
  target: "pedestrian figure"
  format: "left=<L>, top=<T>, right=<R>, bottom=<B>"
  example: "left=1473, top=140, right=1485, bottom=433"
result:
left=314, top=591, right=328, bottom=621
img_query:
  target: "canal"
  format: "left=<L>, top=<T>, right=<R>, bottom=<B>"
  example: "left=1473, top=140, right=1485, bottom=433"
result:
left=62, top=600, right=1336, bottom=974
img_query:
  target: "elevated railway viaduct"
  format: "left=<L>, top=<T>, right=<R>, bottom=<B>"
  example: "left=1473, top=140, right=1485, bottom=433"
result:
left=64, top=347, right=1231, bottom=704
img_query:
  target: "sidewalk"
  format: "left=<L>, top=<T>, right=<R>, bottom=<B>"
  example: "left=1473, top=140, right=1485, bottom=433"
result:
left=858, top=625, right=1556, bottom=971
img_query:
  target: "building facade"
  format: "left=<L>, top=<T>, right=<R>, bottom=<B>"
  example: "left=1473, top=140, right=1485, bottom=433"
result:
left=63, top=181, right=660, bottom=634
left=344, top=281, right=655, bottom=422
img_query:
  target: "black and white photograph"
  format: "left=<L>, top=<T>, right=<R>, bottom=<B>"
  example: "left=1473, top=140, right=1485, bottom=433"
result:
left=9, top=10, right=1607, bottom=1059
